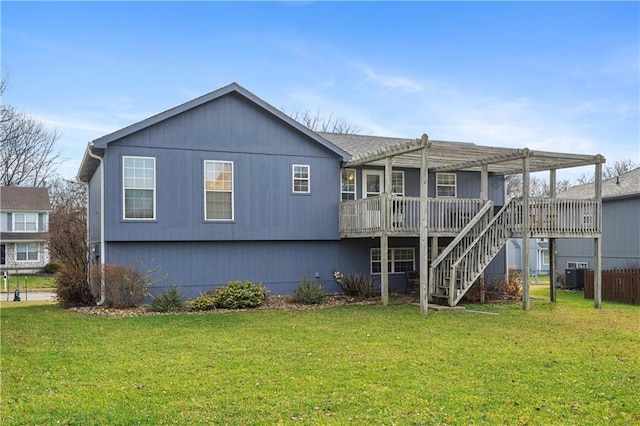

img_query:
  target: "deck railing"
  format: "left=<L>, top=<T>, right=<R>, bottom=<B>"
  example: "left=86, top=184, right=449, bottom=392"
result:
left=340, top=196, right=485, bottom=236
left=340, top=196, right=601, bottom=237
left=507, top=197, right=601, bottom=236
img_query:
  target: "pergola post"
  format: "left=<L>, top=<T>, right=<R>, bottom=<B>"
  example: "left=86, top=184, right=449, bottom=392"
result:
left=549, top=169, right=557, bottom=302
left=522, top=151, right=531, bottom=311
left=381, top=156, right=393, bottom=306
left=419, top=134, right=429, bottom=316
left=594, top=162, right=603, bottom=308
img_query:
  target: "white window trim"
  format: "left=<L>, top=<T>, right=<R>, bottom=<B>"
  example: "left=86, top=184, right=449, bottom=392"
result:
left=392, top=170, right=405, bottom=196
left=122, top=156, right=156, bottom=220
left=292, top=164, right=310, bottom=194
left=15, top=242, right=39, bottom=263
left=204, top=160, right=234, bottom=221
left=539, top=248, right=550, bottom=267
left=436, top=172, right=457, bottom=198
left=567, top=261, right=589, bottom=269
left=370, top=247, right=416, bottom=275
left=362, top=169, right=405, bottom=198
left=13, top=212, right=38, bottom=232
left=341, top=168, right=357, bottom=201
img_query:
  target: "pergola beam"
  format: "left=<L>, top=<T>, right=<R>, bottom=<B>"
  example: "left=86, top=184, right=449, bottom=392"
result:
left=343, top=137, right=429, bottom=168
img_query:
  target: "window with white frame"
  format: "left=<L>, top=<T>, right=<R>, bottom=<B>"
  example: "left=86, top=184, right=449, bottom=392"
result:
left=293, top=164, right=310, bottom=193
left=567, top=261, right=589, bottom=269
left=392, top=171, right=404, bottom=196
left=371, top=247, right=415, bottom=274
left=14, top=213, right=38, bottom=232
left=205, top=160, right=234, bottom=220
left=341, top=169, right=356, bottom=201
left=436, top=173, right=457, bottom=197
left=540, top=249, right=550, bottom=266
left=16, top=242, right=38, bottom=262
left=123, top=156, right=156, bottom=220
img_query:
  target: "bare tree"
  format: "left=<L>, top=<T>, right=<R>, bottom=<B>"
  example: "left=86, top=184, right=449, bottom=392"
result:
left=286, top=109, right=361, bottom=134
left=1, top=81, right=63, bottom=186
left=576, top=159, right=638, bottom=184
left=47, top=176, right=93, bottom=307
left=47, top=176, right=87, bottom=271
left=506, top=174, right=572, bottom=199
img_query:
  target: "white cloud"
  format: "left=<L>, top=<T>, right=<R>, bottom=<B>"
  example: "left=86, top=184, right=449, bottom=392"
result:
left=351, top=62, right=425, bottom=94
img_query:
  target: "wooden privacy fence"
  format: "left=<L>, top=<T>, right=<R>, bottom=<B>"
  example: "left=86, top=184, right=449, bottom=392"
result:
left=584, top=269, right=640, bottom=305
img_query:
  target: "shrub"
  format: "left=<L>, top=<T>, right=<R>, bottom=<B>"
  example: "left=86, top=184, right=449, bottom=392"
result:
left=43, top=262, right=61, bottom=274
left=55, top=264, right=95, bottom=308
left=188, top=292, right=218, bottom=312
left=338, top=273, right=379, bottom=298
left=213, top=280, right=267, bottom=309
left=90, top=264, right=153, bottom=308
left=150, top=286, right=186, bottom=313
left=293, top=278, right=326, bottom=305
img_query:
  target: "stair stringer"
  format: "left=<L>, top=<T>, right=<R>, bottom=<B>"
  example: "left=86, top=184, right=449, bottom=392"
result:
left=430, top=199, right=518, bottom=306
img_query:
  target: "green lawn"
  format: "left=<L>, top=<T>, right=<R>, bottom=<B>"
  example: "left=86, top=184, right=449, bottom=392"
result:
left=1, top=289, right=638, bottom=425
left=2, top=274, right=55, bottom=291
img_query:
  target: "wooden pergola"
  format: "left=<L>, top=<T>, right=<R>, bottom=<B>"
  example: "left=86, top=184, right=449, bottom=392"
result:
left=341, top=134, right=606, bottom=315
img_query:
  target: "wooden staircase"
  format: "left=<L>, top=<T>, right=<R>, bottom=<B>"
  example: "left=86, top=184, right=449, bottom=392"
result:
left=429, top=198, right=515, bottom=306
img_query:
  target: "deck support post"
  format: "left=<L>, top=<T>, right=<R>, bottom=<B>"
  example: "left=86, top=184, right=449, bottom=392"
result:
left=380, top=156, right=393, bottom=306
left=429, top=236, right=438, bottom=301
left=594, top=161, right=603, bottom=308
left=522, top=151, right=531, bottom=311
left=419, top=134, right=429, bottom=316
left=549, top=169, right=557, bottom=302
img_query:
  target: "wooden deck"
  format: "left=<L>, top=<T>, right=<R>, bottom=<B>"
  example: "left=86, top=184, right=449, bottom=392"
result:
left=339, top=195, right=601, bottom=238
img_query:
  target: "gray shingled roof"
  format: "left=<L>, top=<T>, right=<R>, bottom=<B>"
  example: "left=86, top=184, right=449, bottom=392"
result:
left=0, top=186, right=51, bottom=211
left=558, top=167, right=640, bottom=200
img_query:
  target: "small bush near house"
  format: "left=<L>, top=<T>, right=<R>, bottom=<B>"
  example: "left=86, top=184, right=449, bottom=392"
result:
left=150, top=286, right=186, bottom=313
left=43, top=262, right=61, bottom=274
left=213, top=280, right=267, bottom=309
left=338, top=273, right=379, bottom=298
left=293, top=278, right=326, bottom=305
left=55, top=265, right=95, bottom=308
left=90, top=264, right=154, bottom=309
left=187, top=292, right=218, bottom=312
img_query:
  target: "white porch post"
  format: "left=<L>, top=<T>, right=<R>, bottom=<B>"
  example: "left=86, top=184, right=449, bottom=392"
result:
left=549, top=169, right=557, bottom=302
left=594, top=162, right=603, bottom=309
left=419, top=134, right=429, bottom=316
left=381, top=156, right=393, bottom=306
left=522, top=151, right=531, bottom=311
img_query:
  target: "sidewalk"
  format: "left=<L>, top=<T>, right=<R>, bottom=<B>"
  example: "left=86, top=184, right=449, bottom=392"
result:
left=0, top=292, right=56, bottom=303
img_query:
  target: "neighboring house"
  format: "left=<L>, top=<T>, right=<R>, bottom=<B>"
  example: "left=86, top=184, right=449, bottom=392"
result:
left=556, top=167, right=640, bottom=274
left=77, top=83, right=605, bottom=310
left=0, top=186, right=51, bottom=273
left=507, top=238, right=550, bottom=276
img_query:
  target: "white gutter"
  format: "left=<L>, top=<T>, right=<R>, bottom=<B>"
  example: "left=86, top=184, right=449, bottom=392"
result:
left=85, top=143, right=106, bottom=306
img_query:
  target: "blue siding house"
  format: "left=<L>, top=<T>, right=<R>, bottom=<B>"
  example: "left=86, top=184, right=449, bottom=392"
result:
left=78, top=83, right=607, bottom=312
left=555, top=167, right=640, bottom=273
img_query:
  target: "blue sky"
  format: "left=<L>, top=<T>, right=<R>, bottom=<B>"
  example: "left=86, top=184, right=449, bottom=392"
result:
left=2, top=1, right=638, bottom=181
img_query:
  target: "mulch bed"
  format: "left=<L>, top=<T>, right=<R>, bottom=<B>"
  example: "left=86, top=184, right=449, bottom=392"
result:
left=68, top=292, right=421, bottom=317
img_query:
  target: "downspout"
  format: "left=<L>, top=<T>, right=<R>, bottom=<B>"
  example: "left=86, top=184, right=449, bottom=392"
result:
left=86, top=143, right=106, bottom=306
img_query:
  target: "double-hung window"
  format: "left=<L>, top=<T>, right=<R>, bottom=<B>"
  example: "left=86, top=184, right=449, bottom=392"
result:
left=293, top=164, right=310, bottom=194
left=436, top=173, right=457, bottom=197
left=16, top=243, right=38, bottom=262
left=341, top=169, right=356, bottom=201
left=14, top=213, right=38, bottom=232
left=392, top=171, right=405, bottom=196
left=123, top=156, right=156, bottom=220
left=371, top=247, right=415, bottom=274
left=205, top=160, right=234, bottom=220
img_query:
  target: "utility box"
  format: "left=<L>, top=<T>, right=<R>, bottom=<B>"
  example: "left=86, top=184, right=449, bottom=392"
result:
left=565, top=268, right=586, bottom=290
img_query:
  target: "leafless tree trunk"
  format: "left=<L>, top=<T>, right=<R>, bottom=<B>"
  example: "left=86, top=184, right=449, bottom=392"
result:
left=1, top=81, right=63, bottom=186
